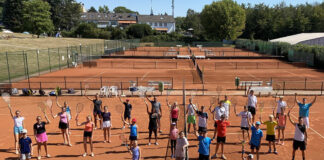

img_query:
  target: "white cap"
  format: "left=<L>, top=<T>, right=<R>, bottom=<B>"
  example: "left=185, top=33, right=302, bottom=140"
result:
left=248, top=154, right=254, bottom=158
left=21, top=129, right=27, bottom=134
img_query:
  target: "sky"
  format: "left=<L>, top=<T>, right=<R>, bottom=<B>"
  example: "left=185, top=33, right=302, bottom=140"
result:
left=76, top=0, right=323, bottom=17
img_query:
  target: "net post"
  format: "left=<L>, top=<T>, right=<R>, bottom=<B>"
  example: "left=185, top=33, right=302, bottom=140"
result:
left=48, top=48, right=52, bottom=72
left=136, top=77, right=139, bottom=86
left=100, top=77, right=103, bottom=88
left=23, top=51, right=27, bottom=79
left=283, top=81, right=285, bottom=95
left=64, top=76, right=67, bottom=89
left=58, top=48, right=61, bottom=70
left=121, top=82, right=123, bottom=96
left=321, top=82, right=323, bottom=96
left=5, top=52, right=11, bottom=83
left=80, top=82, right=83, bottom=96
left=39, top=82, right=42, bottom=89
left=182, top=79, right=188, bottom=160
left=36, top=50, right=40, bottom=75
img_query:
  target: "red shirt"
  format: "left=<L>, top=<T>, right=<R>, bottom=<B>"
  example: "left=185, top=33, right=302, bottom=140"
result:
left=171, top=108, right=179, bottom=119
left=216, top=120, right=230, bottom=137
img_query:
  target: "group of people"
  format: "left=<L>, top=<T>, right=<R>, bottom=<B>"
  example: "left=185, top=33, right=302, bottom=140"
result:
left=7, top=87, right=317, bottom=160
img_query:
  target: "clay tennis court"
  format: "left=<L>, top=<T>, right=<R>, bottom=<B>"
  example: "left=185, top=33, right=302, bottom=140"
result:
left=1, top=46, right=324, bottom=159
left=1, top=96, right=324, bottom=160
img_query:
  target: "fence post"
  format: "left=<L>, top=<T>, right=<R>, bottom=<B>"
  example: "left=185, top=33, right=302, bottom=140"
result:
left=80, top=82, right=83, bottom=96
left=36, top=50, right=40, bottom=75
left=80, top=44, right=82, bottom=62
left=25, top=53, right=31, bottom=89
left=66, top=47, right=69, bottom=68
left=5, top=52, right=11, bottom=83
left=64, top=76, right=67, bottom=89
left=321, top=82, right=323, bottom=96
left=136, top=77, right=139, bottom=86
left=100, top=77, right=103, bottom=88
left=48, top=48, right=51, bottom=72
left=283, top=81, right=286, bottom=96
left=203, top=83, right=205, bottom=95
left=58, top=48, right=61, bottom=70
left=172, top=77, right=174, bottom=89
left=304, top=78, right=307, bottom=90
left=23, top=51, right=27, bottom=79
left=120, top=82, right=123, bottom=95
left=39, top=82, right=42, bottom=89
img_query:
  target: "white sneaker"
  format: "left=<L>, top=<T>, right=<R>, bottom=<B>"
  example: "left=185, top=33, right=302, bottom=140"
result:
left=212, top=154, right=217, bottom=158
left=148, top=143, right=151, bottom=146
left=82, top=153, right=87, bottom=157
left=221, top=154, right=227, bottom=160
left=91, top=152, right=94, bottom=157
left=155, top=142, right=159, bottom=145
left=122, top=126, right=125, bottom=129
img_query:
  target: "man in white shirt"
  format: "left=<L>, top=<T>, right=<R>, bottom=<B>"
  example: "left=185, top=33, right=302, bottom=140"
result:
left=186, top=98, right=197, bottom=133
left=247, top=87, right=257, bottom=123
left=209, top=100, right=226, bottom=139
left=274, top=96, right=287, bottom=118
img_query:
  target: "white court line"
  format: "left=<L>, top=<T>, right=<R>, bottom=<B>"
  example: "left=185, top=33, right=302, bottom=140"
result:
left=82, top=71, right=108, bottom=82
left=290, top=113, right=324, bottom=139
left=141, top=71, right=151, bottom=81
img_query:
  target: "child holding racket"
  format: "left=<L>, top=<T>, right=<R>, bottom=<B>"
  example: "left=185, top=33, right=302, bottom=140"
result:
left=8, top=104, right=25, bottom=154
left=276, top=107, right=287, bottom=145
left=50, top=106, right=72, bottom=146
left=213, top=115, right=230, bottom=160
left=259, top=114, right=277, bottom=154
left=101, top=106, right=112, bottom=143
left=85, top=92, right=103, bottom=130
left=128, top=140, right=141, bottom=160
left=170, top=122, right=178, bottom=158
left=234, top=105, right=252, bottom=141
left=33, top=114, right=51, bottom=160
left=249, top=121, right=263, bottom=160
left=76, top=115, right=95, bottom=157
left=122, top=116, right=137, bottom=147
left=19, top=129, right=33, bottom=160
left=56, top=97, right=72, bottom=134
left=144, top=100, right=159, bottom=145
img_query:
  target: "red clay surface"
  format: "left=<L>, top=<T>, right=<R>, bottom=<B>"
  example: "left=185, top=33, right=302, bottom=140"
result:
left=1, top=95, right=324, bottom=160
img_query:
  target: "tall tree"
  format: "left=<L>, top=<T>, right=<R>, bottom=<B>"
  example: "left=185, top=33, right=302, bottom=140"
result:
left=88, top=6, right=97, bottom=13
left=0, top=0, right=4, bottom=22
left=22, top=0, right=54, bottom=37
left=98, top=5, right=109, bottom=13
left=2, top=0, right=26, bottom=32
left=113, top=6, right=138, bottom=14
left=201, top=0, right=246, bottom=40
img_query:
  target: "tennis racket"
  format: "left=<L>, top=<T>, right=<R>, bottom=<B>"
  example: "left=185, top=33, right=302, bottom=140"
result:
left=210, top=96, right=217, bottom=105
left=119, top=132, right=128, bottom=147
left=166, top=89, right=174, bottom=99
left=84, top=84, right=90, bottom=90
left=76, top=103, right=84, bottom=114
left=286, top=97, right=295, bottom=108
left=46, top=97, right=53, bottom=110
left=270, top=100, right=276, bottom=113
left=216, top=86, right=223, bottom=99
left=38, top=102, right=47, bottom=114
left=115, top=104, right=123, bottom=115
left=1, top=92, right=10, bottom=104
left=258, top=101, right=265, bottom=115
left=191, top=89, right=197, bottom=100
left=230, top=97, right=237, bottom=107
left=237, top=132, right=246, bottom=156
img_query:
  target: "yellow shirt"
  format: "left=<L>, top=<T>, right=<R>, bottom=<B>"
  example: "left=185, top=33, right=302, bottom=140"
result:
left=264, top=121, right=277, bottom=135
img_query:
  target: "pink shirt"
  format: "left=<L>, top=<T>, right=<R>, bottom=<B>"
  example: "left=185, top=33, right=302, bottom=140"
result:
left=171, top=108, right=179, bottom=119
left=278, top=114, right=286, bottom=127
left=60, top=112, right=68, bottom=123
left=170, top=128, right=178, bottom=140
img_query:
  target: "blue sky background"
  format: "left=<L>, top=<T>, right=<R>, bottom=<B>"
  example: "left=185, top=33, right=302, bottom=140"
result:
left=76, top=0, right=323, bottom=17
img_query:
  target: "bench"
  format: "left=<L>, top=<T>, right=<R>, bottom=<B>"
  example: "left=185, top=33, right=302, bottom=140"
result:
left=239, top=81, right=263, bottom=87
left=165, top=52, right=178, bottom=56
left=176, top=45, right=182, bottom=47
left=148, top=81, right=172, bottom=86
left=177, top=55, right=191, bottom=59
left=250, top=86, right=273, bottom=96
left=195, top=55, right=206, bottom=59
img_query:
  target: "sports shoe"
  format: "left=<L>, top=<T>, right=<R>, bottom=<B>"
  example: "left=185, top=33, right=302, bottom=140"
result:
left=212, top=154, right=218, bottom=158
left=91, top=152, right=94, bottom=157
left=155, top=142, right=159, bottom=145
left=221, top=154, right=227, bottom=160
left=37, top=156, right=41, bottom=160
left=15, top=150, right=19, bottom=155
left=148, top=143, right=151, bottom=146
left=159, top=130, right=163, bottom=133
left=46, top=154, right=51, bottom=158
left=274, top=149, right=278, bottom=154
left=268, top=148, right=271, bottom=153
left=82, top=153, right=87, bottom=157
left=122, top=126, right=125, bottom=129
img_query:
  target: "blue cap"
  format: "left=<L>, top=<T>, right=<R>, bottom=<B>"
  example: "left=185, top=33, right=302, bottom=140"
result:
left=255, top=121, right=261, bottom=125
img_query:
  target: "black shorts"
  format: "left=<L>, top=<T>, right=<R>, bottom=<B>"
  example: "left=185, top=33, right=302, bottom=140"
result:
left=93, top=110, right=102, bottom=115
left=84, top=131, right=92, bottom=137
left=198, top=127, right=207, bottom=133
left=129, top=136, right=137, bottom=141
left=293, top=140, right=306, bottom=151
left=217, top=136, right=226, bottom=143
left=266, top=135, right=275, bottom=142
left=241, top=127, right=249, bottom=131
left=124, top=113, right=131, bottom=120
left=172, top=118, right=178, bottom=123
left=250, top=143, right=260, bottom=150
left=214, top=122, right=217, bottom=128
left=248, top=106, right=256, bottom=115
left=59, top=122, right=68, bottom=129
left=199, top=154, right=209, bottom=160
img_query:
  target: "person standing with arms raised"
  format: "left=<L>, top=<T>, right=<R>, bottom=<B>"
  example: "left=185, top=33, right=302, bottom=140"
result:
left=119, top=97, right=132, bottom=129
left=85, top=92, right=103, bottom=130
left=146, top=96, right=163, bottom=133
left=247, top=87, right=258, bottom=123
left=295, top=93, right=316, bottom=129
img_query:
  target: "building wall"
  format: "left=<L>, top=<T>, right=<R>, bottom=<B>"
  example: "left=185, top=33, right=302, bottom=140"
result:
left=141, top=22, right=175, bottom=33
left=299, top=37, right=324, bottom=46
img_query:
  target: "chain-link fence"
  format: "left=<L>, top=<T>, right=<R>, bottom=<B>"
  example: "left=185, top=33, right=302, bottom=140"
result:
left=0, top=40, right=140, bottom=83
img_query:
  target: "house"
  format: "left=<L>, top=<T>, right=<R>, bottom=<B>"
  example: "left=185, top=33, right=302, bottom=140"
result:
left=137, top=15, right=175, bottom=33
left=80, top=13, right=176, bottom=33
left=270, top=33, right=324, bottom=46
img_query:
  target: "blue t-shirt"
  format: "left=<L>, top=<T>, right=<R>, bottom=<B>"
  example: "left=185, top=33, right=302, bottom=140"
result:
left=130, top=124, right=137, bottom=137
left=198, top=136, right=211, bottom=155
left=66, top=106, right=71, bottom=114
left=19, top=137, right=32, bottom=154
left=132, top=147, right=140, bottom=160
left=298, top=103, right=312, bottom=117
left=250, top=126, right=263, bottom=146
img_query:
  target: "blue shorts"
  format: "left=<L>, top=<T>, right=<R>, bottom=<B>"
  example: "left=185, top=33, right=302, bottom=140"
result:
left=14, top=126, right=23, bottom=134
left=93, top=110, right=102, bottom=115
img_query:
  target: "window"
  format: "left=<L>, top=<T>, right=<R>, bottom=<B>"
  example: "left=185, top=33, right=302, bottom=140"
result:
left=164, top=23, right=167, bottom=27
left=159, top=22, right=162, bottom=26
left=155, top=22, right=158, bottom=26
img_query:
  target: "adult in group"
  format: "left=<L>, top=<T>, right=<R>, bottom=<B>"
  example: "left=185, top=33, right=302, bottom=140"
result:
left=8, top=104, right=25, bottom=154
left=85, top=92, right=103, bottom=129
left=50, top=106, right=72, bottom=146
left=223, top=95, right=231, bottom=119
left=295, top=93, right=317, bottom=128
left=274, top=95, right=287, bottom=119
left=119, top=97, right=132, bottom=129
left=247, top=87, right=258, bottom=123
left=76, top=115, right=95, bottom=157
left=193, top=130, right=213, bottom=160
left=101, top=106, right=112, bottom=143
left=186, top=98, right=197, bottom=133
left=288, top=110, right=307, bottom=160
left=144, top=100, right=159, bottom=145
left=209, top=100, right=225, bottom=140
left=146, top=96, right=162, bottom=133
left=56, top=97, right=72, bottom=134
left=33, top=114, right=51, bottom=160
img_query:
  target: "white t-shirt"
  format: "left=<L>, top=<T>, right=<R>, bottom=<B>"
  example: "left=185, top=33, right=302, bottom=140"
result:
left=294, top=124, right=305, bottom=141
left=175, top=137, right=189, bottom=157
left=238, top=111, right=252, bottom=127
left=14, top=117, right=24, bottom=127
left=187, top=104, right=196, bottom=116
left=248, top=94, right=257, bottom=108
left=213, top=106, right=225, bottom=120
left=276, top=100, right=287, bottom=113
left=223, top=101, right=230, bottom=118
